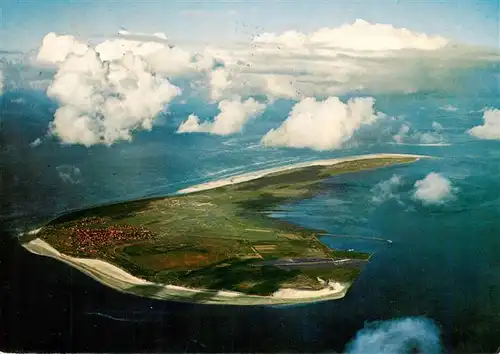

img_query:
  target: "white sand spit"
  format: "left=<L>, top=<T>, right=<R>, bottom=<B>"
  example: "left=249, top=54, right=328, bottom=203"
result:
left=177, top=153, right=426, bottom=195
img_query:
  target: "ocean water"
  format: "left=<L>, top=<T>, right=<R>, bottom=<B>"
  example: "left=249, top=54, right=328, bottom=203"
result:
left=2, top=86, right=500, bottom=352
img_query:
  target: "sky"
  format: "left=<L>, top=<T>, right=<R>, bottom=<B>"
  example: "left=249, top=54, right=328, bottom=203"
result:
left=0, top=0, right=498, bottom=52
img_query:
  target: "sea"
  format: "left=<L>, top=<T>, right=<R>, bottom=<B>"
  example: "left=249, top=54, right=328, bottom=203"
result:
left=2, top=85, right=500, bottom=353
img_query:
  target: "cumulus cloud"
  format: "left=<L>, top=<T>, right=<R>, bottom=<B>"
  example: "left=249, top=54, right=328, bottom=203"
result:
left=36, top=32, right=90, bottom=64
left=29, top=138, right=42, bottom=148
left=261, top=96, right=379, bottom=150
left=209, top=67, right=233, bottom=101
left=177, top=97, right=266, bottom=135
left=37, top=32, right=215, bottom=77
left=393, top=122, right=446, bottom=145
left=372, top=174, right=403, bottom=204
left=95, top=38, right=213, bottom=76
left=202, top=19, right=498, bottom=100
left=56, top=165, right=82, bottom=184
left=468, top=108, right=500, bottom=140
left=345, top=317, right=442, bottom=354
left=47, top=49, right=181, bottom=146
left=413, top=172, right=456, bottom=205
left=393, top=124, right=410, bottom=144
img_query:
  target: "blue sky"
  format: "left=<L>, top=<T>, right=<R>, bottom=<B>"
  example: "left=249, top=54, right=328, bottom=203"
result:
left=0, top=0, right=497, bottom=51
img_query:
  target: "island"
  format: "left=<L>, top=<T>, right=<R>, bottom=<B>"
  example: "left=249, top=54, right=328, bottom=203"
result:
left=22, top=153, right=424, bottom=306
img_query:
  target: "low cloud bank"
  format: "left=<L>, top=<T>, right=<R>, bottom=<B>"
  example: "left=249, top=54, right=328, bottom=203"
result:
left=46, top=49, right=181, bottom=146
left=413, top=172, right=456, bottom=205
left=205, top=21, right=497, bottom=101
left=254, top=19, right=448, bottom=52
left=468, top=108, right=500, bottom=140
left=345, top=317, right=442, bottom=354
left=177, top=97, right=266, bottom=135
left=261, top=96, right=380, bottom=150
left=393, top=122, right=446, bottom=145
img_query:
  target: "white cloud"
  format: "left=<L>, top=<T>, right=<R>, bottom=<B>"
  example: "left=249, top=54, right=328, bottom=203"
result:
left=177, top=114, right=205, bottom=133
left=209, top=67, right=233, bottom=101
left=261, top=96, right=378, bottom=151
left=95, top=38, right=213, bottom=76
left=393, top=122, right=445, bottom=145
left=37, top=32, right=215, bottom=77
left=468, top=108, right=500, bottom=140
left=372, top=174, right=403, bottom=204
left=29, top=138, right=42, bottom=148
left=255, top=19, right=449, bottom=51
left=36, top=32, right=90, bottom=64
left=419, top=132, right=442, bottom=144
left=413, top=173, right=456, bottom=205
left=393, top=124, right=410, bottom=144
left=177, top=97, right=266, bottom=135
left=202, top=20, right=498, bottom=101
left=56, top=165, right=82, bottom=184
left=47, top=49, right=181, bottom=146
left=345, top=317, right=441, bottom=354
left=117, top=30, right=168, bottom=42
left=431, top=121, right=443, bottom=131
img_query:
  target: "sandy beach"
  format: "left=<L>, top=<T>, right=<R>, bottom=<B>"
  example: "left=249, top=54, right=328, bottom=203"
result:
left=23, top=238, right=348, bottom=305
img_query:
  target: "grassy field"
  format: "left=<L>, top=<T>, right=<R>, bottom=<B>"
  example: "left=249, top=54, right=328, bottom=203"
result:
left=33, top=156, right=418, bottom=296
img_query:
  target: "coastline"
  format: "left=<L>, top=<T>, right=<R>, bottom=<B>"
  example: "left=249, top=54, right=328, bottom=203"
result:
left=22, top=237, right=349, bottom=305
left=177, top=153, right=427, bottom=195
left=21, top=153, right=425, bottom=305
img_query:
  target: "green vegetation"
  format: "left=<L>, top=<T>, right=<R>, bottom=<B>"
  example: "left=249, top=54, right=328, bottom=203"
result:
left=34, top=156, right=417, bottom=297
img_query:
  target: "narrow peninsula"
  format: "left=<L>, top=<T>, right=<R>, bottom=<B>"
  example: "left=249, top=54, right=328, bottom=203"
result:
left=22, top=153, right=424, bottom=305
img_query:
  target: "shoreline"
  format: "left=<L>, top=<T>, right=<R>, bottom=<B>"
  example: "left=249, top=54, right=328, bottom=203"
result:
left=21, top=153, right=425, bottom=305
left=177, top=153, right=427, bottom=195
left=22, top=237, right=349, bottom=306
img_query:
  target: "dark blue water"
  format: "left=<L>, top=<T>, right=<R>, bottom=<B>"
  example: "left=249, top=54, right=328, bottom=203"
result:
left=3, top=87, right=500, bottom=352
